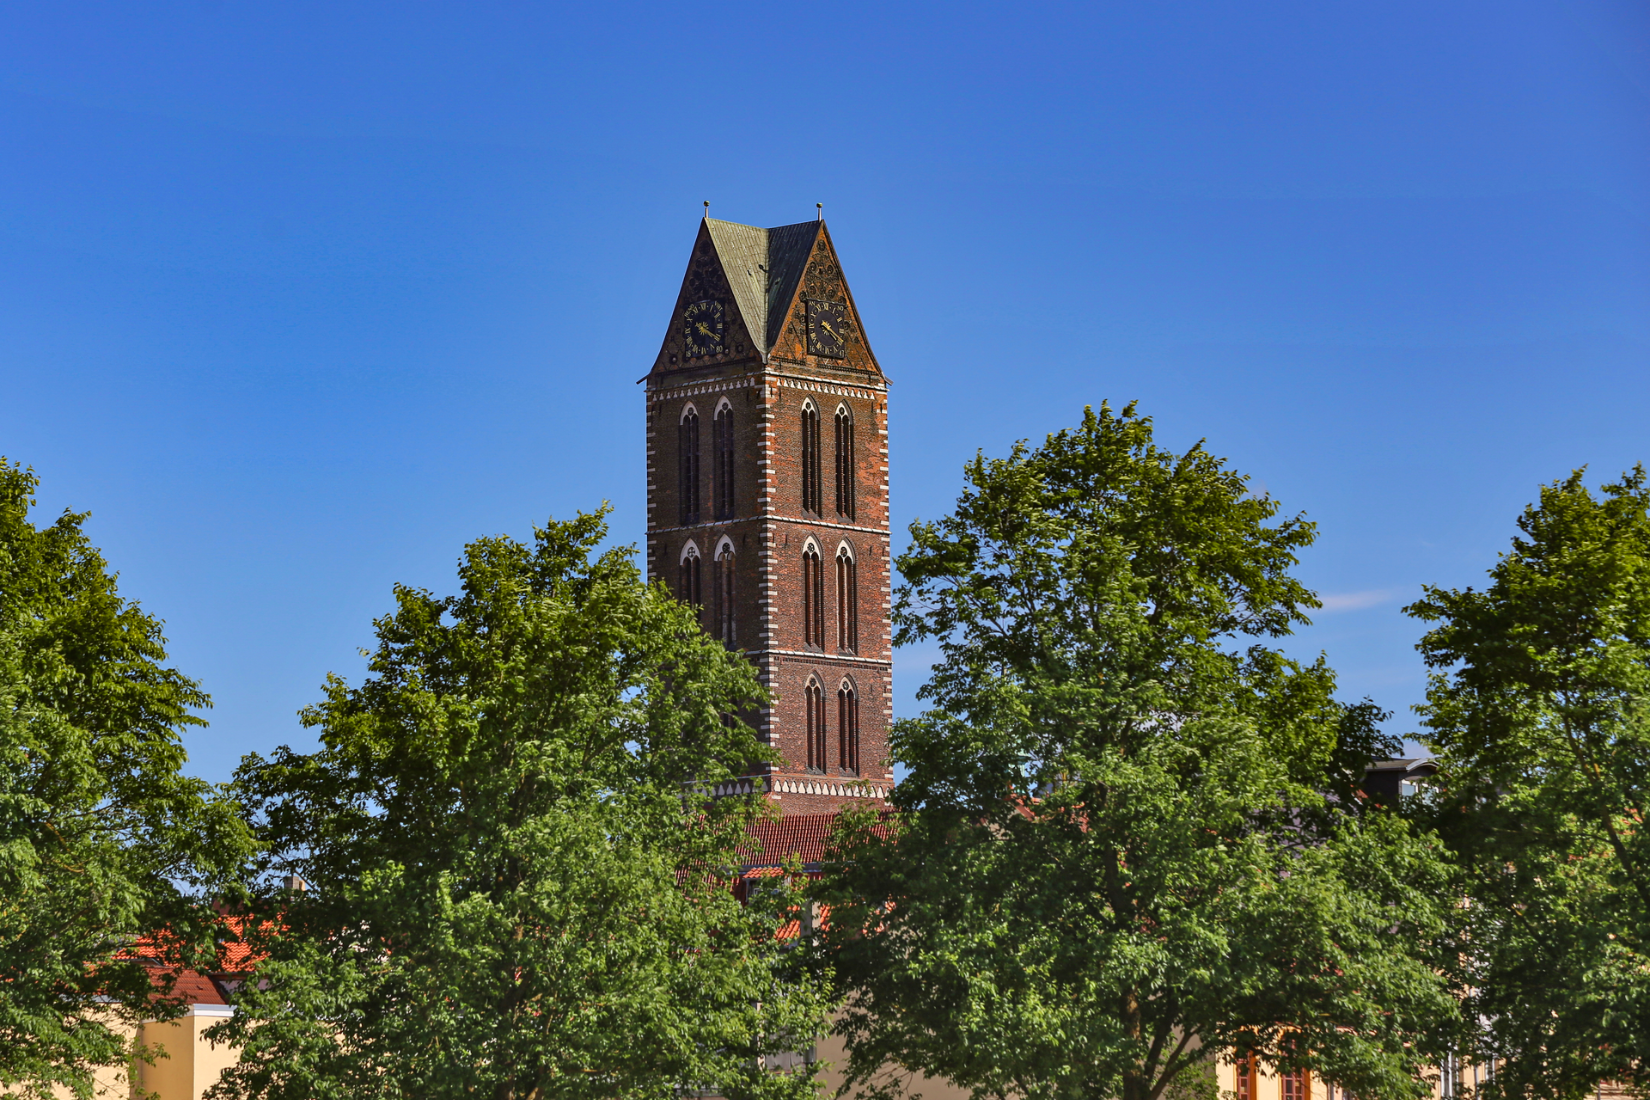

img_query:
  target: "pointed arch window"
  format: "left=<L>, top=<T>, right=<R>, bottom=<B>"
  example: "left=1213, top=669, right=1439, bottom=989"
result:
left=679, top=543, right=702, bottom=611
left=805, top=678, right=827, bottom=773
left=801, top=401, right=821, bottom=515
left=836, top=544, right=857, bottom=653
left=834, top=404, right=855, bottom=520
left=679, top=407, right=700, bottom=525
left=837, top=679, right=859, bottom=775
left=714, top=541, right=735, bottom=646
left=802, top=543, right=825, bottom=649
left=713, top=402, right=734, bottom=520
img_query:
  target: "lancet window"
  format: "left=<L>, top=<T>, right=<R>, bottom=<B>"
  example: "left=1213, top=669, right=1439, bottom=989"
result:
left=679, top=542, right=701, bottom=610
left=713, top=401, right=734, bottom=521
left=836, top=544, right=857, bottom=653
left=834, top=404, right=855, bottom=520
left=802, top=542, right=824, bottom=649
left=679, top=406, right=700, bottom=525
left=714, top=540, right=735, bottom=645
left=838, top=679, right=859, bottom=775
left=801, top=401, right=821, bottom=515
left=805, top=678, right=827, bottom=772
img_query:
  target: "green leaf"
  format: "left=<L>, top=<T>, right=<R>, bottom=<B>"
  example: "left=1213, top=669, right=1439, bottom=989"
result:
left=0, top=457, right=253, bottom=1100
left=210, top=507, right=834, bottom=1100
left=1409, top=465, right=1650, bottom=1100
left=815, top=405, right=1456, bottom=1100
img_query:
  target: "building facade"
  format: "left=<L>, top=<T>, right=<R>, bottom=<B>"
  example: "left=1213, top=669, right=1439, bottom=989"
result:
left=643, top=216, right=894, bottom=815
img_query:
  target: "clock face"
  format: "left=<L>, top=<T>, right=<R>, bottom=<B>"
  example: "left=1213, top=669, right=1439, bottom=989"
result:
left=806, top=299, right=848, bottom=358
left=682, top=300, right=726, bottom=358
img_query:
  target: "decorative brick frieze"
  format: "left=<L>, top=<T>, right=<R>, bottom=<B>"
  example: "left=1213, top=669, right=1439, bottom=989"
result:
left=686, top=776, right=893, bottom=801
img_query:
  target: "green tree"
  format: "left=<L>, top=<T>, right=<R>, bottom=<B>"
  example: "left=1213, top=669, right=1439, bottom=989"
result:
left=1408, top=467, right=1650, bottom=1099
left=211, top=509, right=833, bottom=1100
left=814, top=404, right=1457, bottom=1100
left=0, top=459, right=251, bottom=1099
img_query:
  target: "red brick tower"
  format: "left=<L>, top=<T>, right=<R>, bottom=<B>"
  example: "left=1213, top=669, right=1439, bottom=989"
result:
left=644, top=216, right=892, bottom=816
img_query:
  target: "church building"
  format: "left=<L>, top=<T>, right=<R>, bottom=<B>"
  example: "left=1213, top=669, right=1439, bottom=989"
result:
left=643, top=214, right=894, bottom=815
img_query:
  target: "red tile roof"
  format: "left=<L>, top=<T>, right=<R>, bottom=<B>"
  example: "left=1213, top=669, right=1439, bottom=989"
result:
left=741, top=811, right=894, bottom=867
left=148, top=966, right=229, bottom=1006
left=126, top=914, right=267, bottom=971
left=215, top=933, right=260, bottom=970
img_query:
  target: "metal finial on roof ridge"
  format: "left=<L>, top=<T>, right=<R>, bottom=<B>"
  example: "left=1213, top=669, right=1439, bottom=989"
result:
left=817, top=202, right=822, bottom=221
left=704, top=200, right=710, bottom=219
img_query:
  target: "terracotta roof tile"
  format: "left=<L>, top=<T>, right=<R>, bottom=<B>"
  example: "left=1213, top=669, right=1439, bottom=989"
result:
left=127, top=914, right=269, bottom=972
left=741, top=811, right=893, bottom=868
left=144, top=966, right=229, bottom=1007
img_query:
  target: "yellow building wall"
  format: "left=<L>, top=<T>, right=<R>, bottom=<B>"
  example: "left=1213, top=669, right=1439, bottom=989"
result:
left=44, top=1011, right=135, bottom=1100
left=1215, top=1052, right=1472, bottom=1100
left=132, top=1008, right=238, bottom=1100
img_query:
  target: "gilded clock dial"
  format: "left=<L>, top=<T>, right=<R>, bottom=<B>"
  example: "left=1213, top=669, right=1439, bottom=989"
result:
left=682, top=299, right=726, bottom=358
left=806, top=299, right=848, bottom=358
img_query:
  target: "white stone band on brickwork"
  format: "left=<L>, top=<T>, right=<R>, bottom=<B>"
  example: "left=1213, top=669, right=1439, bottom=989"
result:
left=771, top=778, right=889, bottom=799
left=693, top=777, right=891, bottom=800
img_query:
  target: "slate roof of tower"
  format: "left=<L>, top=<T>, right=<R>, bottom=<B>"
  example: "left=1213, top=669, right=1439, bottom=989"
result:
left=702, top=218, right=821, bottom=356
left=762, top=221, right=819, bottom=349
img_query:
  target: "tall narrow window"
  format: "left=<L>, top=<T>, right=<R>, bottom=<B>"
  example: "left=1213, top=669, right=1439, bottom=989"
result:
left=1440, top=1053, right=1459, bottom=1100
left=714, top=542, right=735, bottom=645
left=802, top=544, right=824, bottom=649
left=679, top=545, right=701, bottom=610
left=834, top=405, right=855, bottom=520
left=837, top=680, right=859, bottom=774
left=1281, top=1070, right=1309, bottom=1100
left=801, top=403, right=821, bottom=515
left=713, top=403, right=734, bottom=520
left=1237, top=1056, right=1256, bottom=1100
left=679, top=408, right=700, bottom=525
left=836, top=545, right=857, bottom=653
left=805, top=679, right=827, bottom=772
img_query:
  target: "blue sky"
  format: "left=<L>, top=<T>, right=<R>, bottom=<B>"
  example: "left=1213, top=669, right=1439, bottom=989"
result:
left=2, top=1, right=1646, bottom=782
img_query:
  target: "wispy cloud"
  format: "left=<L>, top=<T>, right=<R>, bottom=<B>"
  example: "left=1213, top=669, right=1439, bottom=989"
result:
left=1316, top=589, right=1397, bottom=613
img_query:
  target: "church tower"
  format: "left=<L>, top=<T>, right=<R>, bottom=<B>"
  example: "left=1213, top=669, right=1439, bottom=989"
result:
left=644, top=216, right=892, bottom=815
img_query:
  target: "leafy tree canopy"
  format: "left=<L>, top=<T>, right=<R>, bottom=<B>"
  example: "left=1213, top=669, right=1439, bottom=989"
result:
left=0, top=459, right=250, bottom=1099
left=212, top=509, right=832, bottom=1100
left=815, top=404, right=1457, bottom=1100
left=1410, top=467, right=1650, bottom=1099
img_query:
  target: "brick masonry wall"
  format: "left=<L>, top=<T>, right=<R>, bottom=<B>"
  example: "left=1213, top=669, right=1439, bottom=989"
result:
left=646, top=362, right=893, bottom=816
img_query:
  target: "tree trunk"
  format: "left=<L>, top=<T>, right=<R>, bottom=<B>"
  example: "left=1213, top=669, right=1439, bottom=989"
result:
left=1122, top=989, right=1144, bottom=1100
